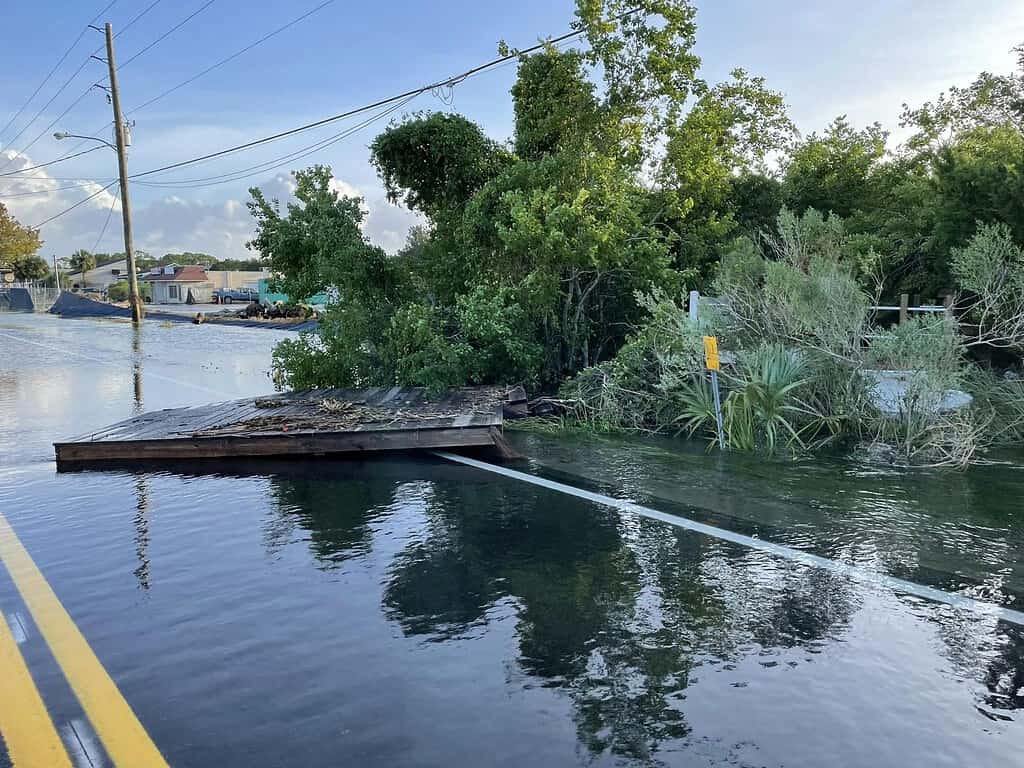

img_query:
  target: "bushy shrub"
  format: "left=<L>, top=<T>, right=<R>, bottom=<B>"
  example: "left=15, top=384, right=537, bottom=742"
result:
left=106, top=282, right=127, bottom=302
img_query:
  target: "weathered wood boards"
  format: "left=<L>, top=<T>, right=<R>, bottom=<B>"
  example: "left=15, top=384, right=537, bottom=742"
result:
left=55, top=386, right=526, bottom=466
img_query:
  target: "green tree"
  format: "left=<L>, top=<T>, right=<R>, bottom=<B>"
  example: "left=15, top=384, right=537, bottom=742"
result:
left=900, top=45, right=1024, bottom=154
left=574, top=0, right=701, bottom=130
left=370, top=113, right=510, bottom=222
left=69, top=249, right=96, bottom=287
left=931, top=125, right=1024, bottom=261
left=12, top=254, right=49, bottom=281
left=657, top=68, right=794, bottom=286
left=0, top=203, right=42, bottom=270
left=248, top=165, right=402, bottom=305
left=782, top=116, right=888, bottom=218
left=512, top=47, right=599, bottom=160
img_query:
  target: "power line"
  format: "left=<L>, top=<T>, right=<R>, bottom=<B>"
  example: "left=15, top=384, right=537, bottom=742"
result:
left=116, top=0, right=166, bottom=37
left=135, top=95, right=417, bottom=189
left=15, top=0, right=337, bottom=175
left=131, top=14, right=621, bottom=181
left=127, top=0, right=337, bottom=115
left=29, top=181, right=117, bottom=228
left=91, top=190, right=120, bottom=251
left=0, top=173, right=109, bottom=182
left=0, top=1, right=119, bottom=142
left=0, top=180, right=116, bottom=199
left=0, top=0, right=164, bottom=171
left=119, top=0, right=218, bottom=70
left=0, top=146, right=105, bottom=177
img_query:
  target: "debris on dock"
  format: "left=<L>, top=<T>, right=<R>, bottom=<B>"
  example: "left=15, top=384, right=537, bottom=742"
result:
left=55, top=386, right=527, bottom=467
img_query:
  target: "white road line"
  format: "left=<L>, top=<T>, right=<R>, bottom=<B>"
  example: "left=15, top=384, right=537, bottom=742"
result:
left=434, top=451, right=1024, bottom=628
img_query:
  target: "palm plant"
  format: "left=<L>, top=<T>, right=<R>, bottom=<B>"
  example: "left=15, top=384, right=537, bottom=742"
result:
left=723, top=344, right=811, bottom=452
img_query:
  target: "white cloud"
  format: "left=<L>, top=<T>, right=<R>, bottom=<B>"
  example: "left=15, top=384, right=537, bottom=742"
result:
left=0, top=154, right=420, bottom=260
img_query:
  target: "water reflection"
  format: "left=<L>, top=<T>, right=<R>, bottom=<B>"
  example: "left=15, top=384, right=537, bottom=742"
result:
left=130, top=323, right=152, bottom=590
left=241, top=462, right=867, bottom=761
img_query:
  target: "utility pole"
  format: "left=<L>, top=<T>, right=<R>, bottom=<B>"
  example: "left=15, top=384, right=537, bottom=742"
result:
left=104, top=23, right=143, bottom=323
left=52, top=254, right=60, bottom=291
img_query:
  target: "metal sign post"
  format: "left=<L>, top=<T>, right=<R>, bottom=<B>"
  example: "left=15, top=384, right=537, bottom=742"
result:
left=703, top=336, right=726, bottom=450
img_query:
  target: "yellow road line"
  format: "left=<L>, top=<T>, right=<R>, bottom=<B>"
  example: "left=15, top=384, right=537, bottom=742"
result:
left=0, top=513, right=169, bottom=767
left=0, top=610, right=73, bottom=768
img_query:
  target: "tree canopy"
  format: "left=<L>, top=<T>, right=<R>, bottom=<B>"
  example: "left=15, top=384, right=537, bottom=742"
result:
left=0, top=203, right=41, bottom=271
left=260, top=0, right=1024, bottom=401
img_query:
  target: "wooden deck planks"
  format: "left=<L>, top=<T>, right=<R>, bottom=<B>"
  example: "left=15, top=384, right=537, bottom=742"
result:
left=54, top=386, right=524, bottom=466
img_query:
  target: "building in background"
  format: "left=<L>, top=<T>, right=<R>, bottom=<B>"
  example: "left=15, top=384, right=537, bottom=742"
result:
left=206, top=269, right=271, bottom=292
left=66, top=258, right=128, bottom=291
left=139, top=265, right=212, bottom=304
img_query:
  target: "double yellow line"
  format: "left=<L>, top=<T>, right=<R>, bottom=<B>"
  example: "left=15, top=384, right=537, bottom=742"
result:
left=0, top=513, right=168, bottom=767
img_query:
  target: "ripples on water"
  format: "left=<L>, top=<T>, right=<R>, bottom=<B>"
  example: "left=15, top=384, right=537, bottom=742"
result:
left=1, top=314, right=1023, bottom=767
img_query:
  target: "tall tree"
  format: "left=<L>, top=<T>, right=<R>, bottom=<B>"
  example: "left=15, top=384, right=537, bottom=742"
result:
left=511, top=47, right=599, bottom=160
left=248, top=165, right=401, bottom=305
left=658, top=68, right=794, bottom=285
left=900, top=45, right=1024, bottom=154
left=12, top=254, right=49, bottom=282
left=782, top=116, right=888, bottom=218
left=0, top=203, right=42, bottom=270
left=370, top=113, right=510, bottom=223
left=69, top=249, right=96, bottom=286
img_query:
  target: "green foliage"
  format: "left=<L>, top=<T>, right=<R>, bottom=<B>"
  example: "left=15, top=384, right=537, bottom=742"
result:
left=69, top=249, right=96, bottom=283
left=133, top=252, right=262, bottom=271
left=513, top=48, right=598, bottom=160
left=272, top=299, right=389, bottom=390
left=566, top=210, right=873, bottom=452
left=931, top=126, right=1024, bottom=263
left=952, top=221, right=1024, bottom=298
left=370, top=113, right=510, bottom=221
left=106, top=281, right=127, bottom=302
left=782, top=116, right=888, bottom=218
left=658, top=69, right=794, bottom=288
left=574, top=0, right=701, bottom=128
left=106, top=281, right=151, bottom=302
left=900, top=51, right=1024, bottom=153
left=951, top=221, right=1024, bottom=350
left=462, top=149, right=675, bottom=379
left=248, top=165, right=403, bottom=305
left=868, top=316, right=964, bottom=387
left=261, top=1, right=1024, bottom=467
left=966, top=368, right=1024, bottom=445
left=11, top=254, right=48, bottom=281
left=722, top=344, right=810, bottom=452
left=729, top=172, right=784, bottom=239
left=717, top=209, right=873, bottom=357
left=0, top=203, right=41, bottom=270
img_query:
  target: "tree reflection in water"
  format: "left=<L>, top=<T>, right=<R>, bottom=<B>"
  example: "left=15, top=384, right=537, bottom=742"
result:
left=380, top=478, right=858, bottom=761
left=256, top=458, right=1024, bottom=764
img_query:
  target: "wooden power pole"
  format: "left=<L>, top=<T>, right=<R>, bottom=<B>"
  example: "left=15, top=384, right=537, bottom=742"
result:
left=104, top=23, right=143, bottom=323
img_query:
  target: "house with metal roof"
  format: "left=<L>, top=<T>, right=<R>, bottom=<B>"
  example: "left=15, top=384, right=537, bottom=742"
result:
left=65, top=257, right=129, bottom=290
left=138, top=265, right=212, bottom=304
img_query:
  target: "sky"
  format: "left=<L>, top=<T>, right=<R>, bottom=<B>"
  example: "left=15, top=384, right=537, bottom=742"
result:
left=1, top=0, right=1023, bottom=263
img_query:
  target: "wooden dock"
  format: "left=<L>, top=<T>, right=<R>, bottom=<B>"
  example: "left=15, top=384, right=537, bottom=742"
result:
left=55, top=386, right=525, bottom=467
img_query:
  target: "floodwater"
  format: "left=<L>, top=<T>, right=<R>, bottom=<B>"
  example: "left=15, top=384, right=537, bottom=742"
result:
left=1, top=312, right=1023, bottom=767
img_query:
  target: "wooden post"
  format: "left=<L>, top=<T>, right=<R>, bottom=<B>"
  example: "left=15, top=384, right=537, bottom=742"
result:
left=899, top=293, right=909, bottom=324
left=943, top=292, right=954, bottom=319
left=105, top=24, right=144, bottom=324
left=689, top=290, right=700, bottom=323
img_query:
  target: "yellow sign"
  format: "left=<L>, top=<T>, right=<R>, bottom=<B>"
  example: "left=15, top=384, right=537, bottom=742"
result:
left=703, top=336, right=720, bottom=371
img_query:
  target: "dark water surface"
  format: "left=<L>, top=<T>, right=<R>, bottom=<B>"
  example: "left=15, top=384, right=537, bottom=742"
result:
left=2, top=313, right=1024, bottom=767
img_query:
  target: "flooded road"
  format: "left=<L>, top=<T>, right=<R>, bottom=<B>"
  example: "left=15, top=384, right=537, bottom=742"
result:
left=1, top=312, right=1023, bottom=767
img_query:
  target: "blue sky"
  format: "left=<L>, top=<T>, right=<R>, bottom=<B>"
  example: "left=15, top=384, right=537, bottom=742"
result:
left=2, top=0, right=1022, bottom=261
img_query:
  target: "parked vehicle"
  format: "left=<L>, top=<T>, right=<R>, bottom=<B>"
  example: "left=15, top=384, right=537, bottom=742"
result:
left=213, top=287, right=258, bottom=304
left=257, top=278, right=328, bottom=309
